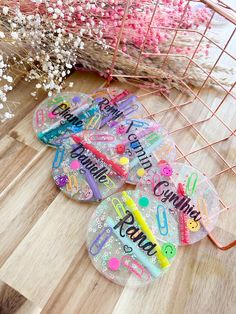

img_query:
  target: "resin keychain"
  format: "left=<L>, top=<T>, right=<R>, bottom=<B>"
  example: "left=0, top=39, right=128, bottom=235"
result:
left=52, top=129, right=129, bottom=202
left=87, top=190, right=178, bottom=287
left=33, top=92, right=101, bottom=147
left=107, top=118, right=176, bottom=184
left=136, top=162, right=220, bottom=245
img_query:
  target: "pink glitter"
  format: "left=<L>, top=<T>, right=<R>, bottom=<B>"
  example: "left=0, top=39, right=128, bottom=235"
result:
left=108, top=257, right=120, bottom=271
left=70, top=160, right=80, bottom=171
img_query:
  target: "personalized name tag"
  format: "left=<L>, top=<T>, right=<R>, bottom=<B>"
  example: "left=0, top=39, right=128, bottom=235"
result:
left=87, top=190, right=178, bottom=287
left=137, top=162, right=220, bottom=245
left=52, top=129, right=129, bottom=202
left=33, top=92, right=98, bottom=147
left=107, top=118, right=176, bottom=184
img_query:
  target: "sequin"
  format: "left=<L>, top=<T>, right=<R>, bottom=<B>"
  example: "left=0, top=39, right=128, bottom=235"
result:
left=55, top=175, right=69, bottom=187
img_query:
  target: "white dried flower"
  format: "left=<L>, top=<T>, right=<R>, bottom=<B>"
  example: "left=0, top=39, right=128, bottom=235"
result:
left=6, top=76, right=13, bottom=83
left=2, top=7, right=9, bottom=15
left=4, top=112, right=14, bottom=119
left=11, top=32, right=18, bottom=40
left=0, top=32, right=5, bottom=39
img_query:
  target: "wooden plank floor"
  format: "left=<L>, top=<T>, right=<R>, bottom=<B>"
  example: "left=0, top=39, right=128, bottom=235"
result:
left=0, top=70, right=235, bottom=314
left=0, top=279, right=41, bottom=314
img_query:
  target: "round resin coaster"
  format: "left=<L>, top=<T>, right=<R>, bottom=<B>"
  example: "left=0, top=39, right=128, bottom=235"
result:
left=90, top=87, right=142, bottom=129
left=137, top=162, right=220, bottom=245
left=87, top=190, right=178, bottom=287
left=108, top=118, right=176, bottom=184
left=33, top=92, right=100, bottom=147
left=52, top=129, right=129, bottom=202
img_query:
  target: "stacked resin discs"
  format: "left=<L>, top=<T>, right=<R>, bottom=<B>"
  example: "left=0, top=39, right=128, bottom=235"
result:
left=32, top=88, right=221, bottom=287
left=33, top=88, right=143, bottom=147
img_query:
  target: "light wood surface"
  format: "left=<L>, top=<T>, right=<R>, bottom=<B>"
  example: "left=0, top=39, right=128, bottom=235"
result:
left=0, top=279, right=41, bottom=314
left=0, top=68, right=235, bottom=314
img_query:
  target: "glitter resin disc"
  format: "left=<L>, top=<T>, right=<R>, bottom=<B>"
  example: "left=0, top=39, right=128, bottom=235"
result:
left=90, top=87, right=142, bottom=129
left=136, top=162, right=220, bottom=245
left=108, top=118, right=176, bottom=184
left=33, top=92, right=100, bottom=147
left=87, top=190, right=178, bottom=287
left=52, top=129, right=129, bottom=202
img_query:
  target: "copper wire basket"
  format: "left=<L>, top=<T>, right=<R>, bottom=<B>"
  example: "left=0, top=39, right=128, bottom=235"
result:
left=107, top=0, right=236, bottom=250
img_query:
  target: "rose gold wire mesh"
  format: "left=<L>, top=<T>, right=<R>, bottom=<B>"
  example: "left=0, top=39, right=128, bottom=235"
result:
left=108, top=0, right=236, bottom=250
